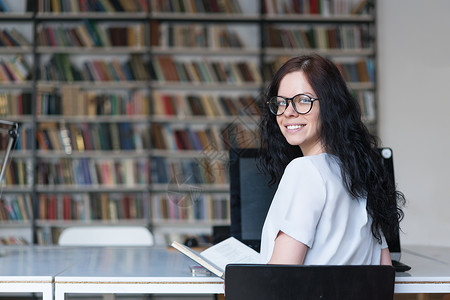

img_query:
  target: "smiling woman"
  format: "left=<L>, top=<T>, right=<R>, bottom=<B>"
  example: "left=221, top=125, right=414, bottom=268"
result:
left=275, top=71, right=322, bottom=156
left=257, top=54, right=405, bottom=266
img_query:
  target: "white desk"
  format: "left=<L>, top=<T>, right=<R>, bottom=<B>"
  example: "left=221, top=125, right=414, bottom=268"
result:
left=54, top=245, right=450, bottom=299
left=0, top=246, right=77, bottom=300
left=395, top=245, right=450, bottom=294
left=1, top=245, right=449, bottom=299
left=54, top=246, right=223, bottom=299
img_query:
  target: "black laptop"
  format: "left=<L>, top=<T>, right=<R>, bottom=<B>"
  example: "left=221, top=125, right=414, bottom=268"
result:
left=229, top=147, right=411, bottom=272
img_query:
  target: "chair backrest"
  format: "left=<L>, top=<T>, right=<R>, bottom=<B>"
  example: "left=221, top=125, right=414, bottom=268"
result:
left=58, top=226, right=154, bottom=246
left=225, top=264, right=395, bottom=300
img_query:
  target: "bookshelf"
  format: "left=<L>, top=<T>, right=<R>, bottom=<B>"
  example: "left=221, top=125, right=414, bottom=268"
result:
left=0, top=0, right=376, bottom=246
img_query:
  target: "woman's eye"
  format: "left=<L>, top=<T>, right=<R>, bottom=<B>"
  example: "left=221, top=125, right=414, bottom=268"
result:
left=298, top=96, right=311, bottom=104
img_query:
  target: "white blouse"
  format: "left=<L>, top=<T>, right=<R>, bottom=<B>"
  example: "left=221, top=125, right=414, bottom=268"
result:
left=259, top=153, right=387, bottom=265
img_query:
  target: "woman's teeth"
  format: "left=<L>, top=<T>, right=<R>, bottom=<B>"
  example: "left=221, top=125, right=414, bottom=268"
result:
left=287, top=125, right=304, bottom=130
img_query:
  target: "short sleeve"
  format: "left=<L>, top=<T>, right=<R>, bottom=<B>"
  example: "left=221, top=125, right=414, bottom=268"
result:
left=274, top=158, right=327, bottom=248
left=381, top=233, right=388, bottom=249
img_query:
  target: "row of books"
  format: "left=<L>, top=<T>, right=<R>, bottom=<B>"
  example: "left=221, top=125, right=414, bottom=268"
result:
left=150, top=56, right=262, bottom=84
left=0, top=236, right=29, bottom=245
left=0, top=28, right=31, bottom=47
left=0, top=195, right=33, bottom=222
left=38, top=0, right=149, bottom=13
left=263, top=0, right=369, bottom=15
left=262, top=58, right=374, bottom=83
left=14, top=124, right=33, bottom=151
left=36, top=227, right=58, bottom=245
left=0, top=55, right=32, bottom=82
left=0, top=0, right=8, bottom=12
left=151, top=123, right=259, bottom=152
left=17, top=120, right=259, bottom=153
left=150, top=156, right=228, bottom=185
left=265, top=25, right=369, bottom=49
left=354, top=90, right=375, bottom=122
left=157, top=23, right=245, bottom=48
left=37, top=88, right=150, bottom=116
left=337, top=59, right=374, bottom=83
left=0, top=92, right=33, bottom=116
left=36, top=158, right=150, bottom=186
left=152, top=193, right=229, bottom=222
left=38, top=54, right=371, bottom=84
left=36, top=122, right=150, bottom=152
left=4, top=159, right=32, bottom=186
left=152, top=92, right=260, bottom=118
left=37, top=22, right=145, bottom=47
left=151, top=0, right=242, bottom=13
left=37, top=193, right=149, bottom=221
left=39, top=53, right=149, bottom=82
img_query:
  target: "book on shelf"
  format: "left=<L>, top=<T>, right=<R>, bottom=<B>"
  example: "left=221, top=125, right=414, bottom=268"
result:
left=37, top=88, right=149, bottom=116
left=0, top=92, right=32, bottom=116
left=149, top=156, right=228, bottom=185
left=0, top=29, right=31, bottom=47
left=151, top=125, right=238, bottom=151
left=335, top=60, right=373, bottom=83
left=36, top=121, right=149, bottom=151
left=149, top=56, right=261, bottom=85
left=0, top=195, right=33, bottom=222
left=0, top=236, right=29, bottom=245
left=152, top=193, right=229, bottom=222
left=37, top=22, right=145, bottom=48
left=0, top=55, right=31, bottom=82
left=3, top=158, right=32, bottom=186
left=171, top=236, right=260, bottom=279
left=37, top=192, right=148, bottom=221
left=39, top=0, right=148, bottom=13
left=0, top=0, right=8, bottom=12
left=155, top=23, right=245, bottom=49
left=35, top=157, right=149, bottom=186
left=41, top=53, right=149, bottom=82
left=263, top=0, right=367, bottom=15
left=265, top=25, right=368, bottom=50
left=151, top=0, right=242, bottom=13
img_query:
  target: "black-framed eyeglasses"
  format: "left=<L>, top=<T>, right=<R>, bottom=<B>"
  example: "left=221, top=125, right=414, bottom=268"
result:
left=267, top=94, right=319, bottom=116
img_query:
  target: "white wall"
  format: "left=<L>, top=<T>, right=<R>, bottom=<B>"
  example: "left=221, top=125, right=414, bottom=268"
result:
left=377, top=0, right=450, bottom=246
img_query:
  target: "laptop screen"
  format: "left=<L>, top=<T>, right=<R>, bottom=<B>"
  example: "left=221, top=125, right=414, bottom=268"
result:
left=229, top=147, right=402, bottom=257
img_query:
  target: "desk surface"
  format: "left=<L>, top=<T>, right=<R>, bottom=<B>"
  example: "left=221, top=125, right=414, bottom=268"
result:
left=1, top=245, right=449, bottom=298
left=395, top=245, right=450, bottom=293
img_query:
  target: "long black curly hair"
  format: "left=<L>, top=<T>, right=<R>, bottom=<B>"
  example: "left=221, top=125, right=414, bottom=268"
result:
left=259, top=54, right=405, bottom=242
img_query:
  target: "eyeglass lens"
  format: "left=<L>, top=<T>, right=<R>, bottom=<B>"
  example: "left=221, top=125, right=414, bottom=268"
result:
left=269, top=95, right=313, bottom=115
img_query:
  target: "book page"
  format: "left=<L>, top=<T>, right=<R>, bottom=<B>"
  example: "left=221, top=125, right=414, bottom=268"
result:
left=200, top=237, right=261, bottom=271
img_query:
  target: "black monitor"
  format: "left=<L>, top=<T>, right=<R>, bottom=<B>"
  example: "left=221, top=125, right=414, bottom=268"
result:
left=229, top=147, right=402, bottom=257
left=229, top=148, right=277, bottom=252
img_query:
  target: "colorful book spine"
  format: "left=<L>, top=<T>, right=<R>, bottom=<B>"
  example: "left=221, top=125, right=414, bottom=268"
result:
left=36, top=193, right=149, bottom=221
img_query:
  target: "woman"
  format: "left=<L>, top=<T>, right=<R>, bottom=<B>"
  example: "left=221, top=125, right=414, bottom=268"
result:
left=258, top=54, right=405, bottom=265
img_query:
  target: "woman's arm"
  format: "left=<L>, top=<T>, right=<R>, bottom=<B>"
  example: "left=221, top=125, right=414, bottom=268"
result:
left=380, top=248, right=392, bottom=265
left=268, top=231, right=308, bottom=264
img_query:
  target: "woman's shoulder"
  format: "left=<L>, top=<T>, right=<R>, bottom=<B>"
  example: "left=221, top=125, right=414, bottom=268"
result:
left=285, top=153, right=340, bottom=177
left=287, top=153, right=335, bottom=168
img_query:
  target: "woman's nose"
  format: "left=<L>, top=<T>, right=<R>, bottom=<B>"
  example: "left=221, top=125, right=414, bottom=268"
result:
left=283, top=100, right=298, bottom=117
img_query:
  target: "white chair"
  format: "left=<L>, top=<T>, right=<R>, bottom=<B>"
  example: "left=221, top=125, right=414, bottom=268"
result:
left=58, top=226, right=154, bottom=300
left=58, top=225, right=154, bottom=246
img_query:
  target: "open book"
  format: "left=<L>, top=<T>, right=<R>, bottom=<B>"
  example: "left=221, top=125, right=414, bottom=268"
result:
left=171, top=237, right=260, bottom=279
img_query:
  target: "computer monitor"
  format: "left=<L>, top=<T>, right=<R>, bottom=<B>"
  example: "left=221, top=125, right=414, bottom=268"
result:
left=229, top=148, right=277, bottom=251
left=229, top=147, right=402, bottom=256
